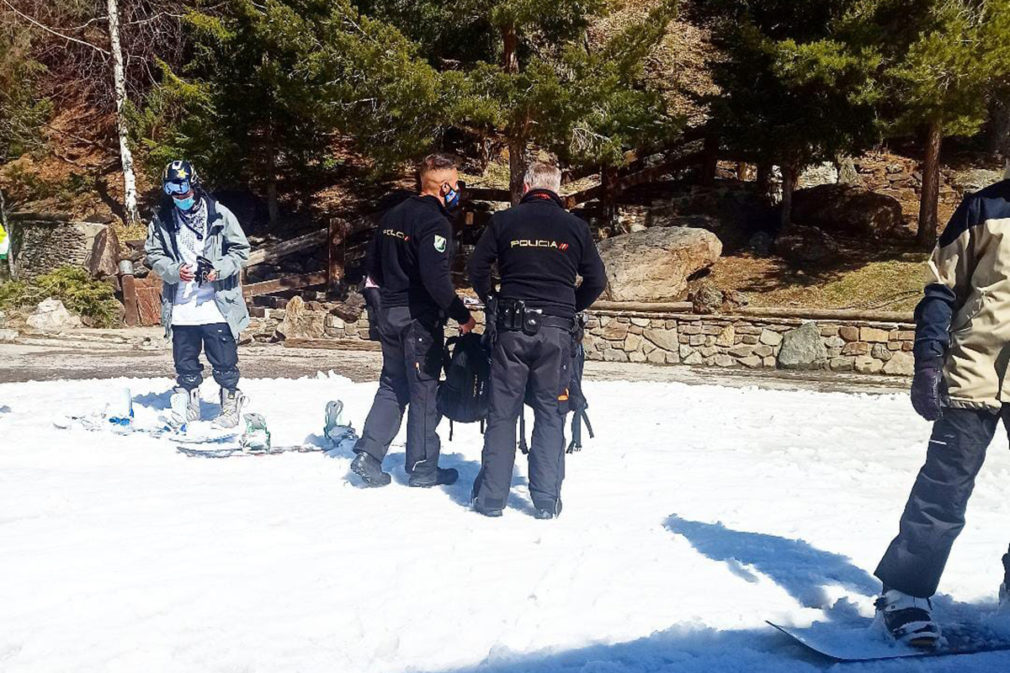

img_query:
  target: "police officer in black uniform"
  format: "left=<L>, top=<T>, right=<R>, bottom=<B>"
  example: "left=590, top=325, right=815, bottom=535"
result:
left=351, top=154, right=476, bottom=488
left=468, top=161, right=607, bottom=518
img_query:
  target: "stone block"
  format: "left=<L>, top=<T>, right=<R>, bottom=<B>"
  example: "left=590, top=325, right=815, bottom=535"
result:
left=753, top=345, right=774, bottom=358
left=601, top=322, right=628, bottom=340
left=629, top=350, right=648, bottom=363
left=820, top=325, right=840, bottom=337
left=728, top=344, right=754, bottom=358
left=715, top=325, right=735, bottom=347
left=603, top=348, right=629, bottom=362
left=739, top=355, right=763, bottom=368
left=666, top=351, right=681, bottom=364
left=647, top=350, right=666, bottom=364
left=699, top=346, right=717, bottom=358
left=683, top=351, right=703, bottom=365
left=624, top=333, right=643, bottom=352
left=842, top=342, right=869, bottom=356
left=839, top=326, right=860, bottom=342
left=829, top=356, right=855, bottom=372
left=741, top=335, right=759, bottom=345
left=681, top=324, right=703, bottom=335
left=631, top=317, right=650, bottom=327
left=644, top=328, right=680, bottom=352
left=714, top=354, right=735, bottom=367
left=854, top=356, right=883, bottom=374
left=759, top=329, right=782, bottom=346
left=890, top=330, right=915, bottom=341
left=824, top=336, right=845, bottom=349
left=860, top=327, right=890, bottom=342
left=871, top=343, right=892, bottom=361
left=679, top=345, right=694, bottom=358
left=689, top=334, right=705, bottom=346
left=883, top=351, right=914, bottom=375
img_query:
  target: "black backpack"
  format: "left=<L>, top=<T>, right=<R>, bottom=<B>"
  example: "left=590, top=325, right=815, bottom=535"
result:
left=437, top=333, right=491, bottom=436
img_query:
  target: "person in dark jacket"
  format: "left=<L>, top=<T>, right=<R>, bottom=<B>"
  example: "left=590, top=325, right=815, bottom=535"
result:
left=468, top=161, right=606, bottom=518
left=350, top=154, right=476, bottom=488
left=873, top=177, right=1010, bottom=647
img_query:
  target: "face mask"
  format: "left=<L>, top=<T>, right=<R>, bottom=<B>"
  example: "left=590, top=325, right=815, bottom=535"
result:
left=173, top=195, right=196, bottom=211
left=443, top=183, right=460, bottom=211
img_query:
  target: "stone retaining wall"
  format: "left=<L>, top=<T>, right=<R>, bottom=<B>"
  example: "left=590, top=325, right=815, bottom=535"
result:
left=245, top=302, right=916, bottom=377
left=10, top=220, right=108, bottom=279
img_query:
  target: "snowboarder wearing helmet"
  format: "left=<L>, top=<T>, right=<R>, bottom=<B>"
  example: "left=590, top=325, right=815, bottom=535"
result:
left=145, top=160, right=251, bottom=428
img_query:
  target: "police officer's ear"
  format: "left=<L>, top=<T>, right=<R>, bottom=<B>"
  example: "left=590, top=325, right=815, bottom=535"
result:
left=522, top=182, right=531, bottom=195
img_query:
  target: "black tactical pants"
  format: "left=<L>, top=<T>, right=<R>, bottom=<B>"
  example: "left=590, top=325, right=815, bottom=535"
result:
left=172, top=323, right=240, bottom=391
left=472, top=326, right=572, bottom=514
left=354, top=306, right=445, bottom=479
left=876, top=405, right=1010, bottom=597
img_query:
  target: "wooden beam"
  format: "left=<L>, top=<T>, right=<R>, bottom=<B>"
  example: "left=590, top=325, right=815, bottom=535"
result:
left=464, top=187, right=511, bottom=203
left=282, top=338, right=381, bottom=351
left=242, top=271, right=328, bottom=298
left=246, top=229, right=328, bottom=268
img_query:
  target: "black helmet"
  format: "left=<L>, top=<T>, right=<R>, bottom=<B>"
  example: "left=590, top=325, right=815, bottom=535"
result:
left=162, top=159, right=197, bottom=196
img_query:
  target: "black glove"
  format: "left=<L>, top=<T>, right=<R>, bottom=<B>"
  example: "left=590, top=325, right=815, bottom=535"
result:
left=362, top=286, right=381, bottom=342
left=195, top=255, right=215, bottom=286
left=910, top=356, right=947, bottom=421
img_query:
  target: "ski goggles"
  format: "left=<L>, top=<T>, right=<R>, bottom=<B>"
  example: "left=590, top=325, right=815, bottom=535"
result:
left=163, top=179, right=191, bottom=196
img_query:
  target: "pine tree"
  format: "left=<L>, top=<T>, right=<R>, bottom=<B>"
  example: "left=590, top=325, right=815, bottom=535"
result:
left=842, top=0, right=1010, bottom=249
left=696, top=0, right=879, bottom=226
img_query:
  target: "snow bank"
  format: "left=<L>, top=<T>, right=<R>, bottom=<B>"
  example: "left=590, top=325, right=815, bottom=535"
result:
left=1, top=375, right=1009, bottom=672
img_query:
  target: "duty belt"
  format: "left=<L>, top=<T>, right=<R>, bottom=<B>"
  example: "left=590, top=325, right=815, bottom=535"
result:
left=495, top=298, right=575, bottom=335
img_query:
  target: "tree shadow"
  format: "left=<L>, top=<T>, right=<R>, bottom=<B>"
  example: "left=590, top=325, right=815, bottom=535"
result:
left=416, top=517, right=1010, bottom=672
left=665, top=515, right=880, bottom=609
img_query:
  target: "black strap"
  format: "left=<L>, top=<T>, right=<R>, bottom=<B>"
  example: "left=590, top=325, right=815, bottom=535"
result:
left=518, top=409, right=529, bottom=454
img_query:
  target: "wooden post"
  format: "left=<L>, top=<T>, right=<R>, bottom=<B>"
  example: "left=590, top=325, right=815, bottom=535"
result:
left=120, top=263, right=139, bottom=327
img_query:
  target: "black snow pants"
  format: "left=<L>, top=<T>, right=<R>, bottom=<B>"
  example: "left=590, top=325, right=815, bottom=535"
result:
left=353, top=306, right=445, bottom=480
left=875, top=405, right=1010, bottom=597
left=172, top=323, right=240, bottom=392
left=472, top=325, right=572, bottom=514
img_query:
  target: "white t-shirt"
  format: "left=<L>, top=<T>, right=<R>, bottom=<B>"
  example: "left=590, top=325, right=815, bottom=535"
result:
left=171, top=201, right=226, bottom=326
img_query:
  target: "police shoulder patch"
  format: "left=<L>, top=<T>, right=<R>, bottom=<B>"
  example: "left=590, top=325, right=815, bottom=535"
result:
left=434, top=235, right=447, bottom=253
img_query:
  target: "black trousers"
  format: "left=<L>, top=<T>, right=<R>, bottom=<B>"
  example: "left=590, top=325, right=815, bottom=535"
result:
left=354, top=306, right=445, bottom=479
left=472, top=326, right=572, bottom=513
left=875, top=405, right=1010, bottom=597
left=172, top=323, right=240, bottom=391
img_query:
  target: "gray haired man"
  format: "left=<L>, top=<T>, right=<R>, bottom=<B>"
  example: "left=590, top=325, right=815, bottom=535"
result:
left=467, top=161, right=607, bottom=518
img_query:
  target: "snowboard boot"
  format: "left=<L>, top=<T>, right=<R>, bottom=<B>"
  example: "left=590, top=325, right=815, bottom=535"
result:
left=408, top=465, right=459, bottom=488
left=214, top=388, right=246, bottom=429
left=874, top=588, right=941, bottom=648
left=169, top=387, right=201, bottom=427
left=999, top=547, right=1010, bottom=616
left=350, top=451, right=391, bottom=487
left=533, top=499, right=562, bottom=520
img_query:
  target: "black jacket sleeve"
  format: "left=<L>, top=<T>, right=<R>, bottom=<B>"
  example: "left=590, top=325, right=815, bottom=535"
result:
left=416, top=215, right=471, bottom=324
left=468, top=221, right=498, bottom=303
left=365, top=228, right=382, bottom=286
left=913, top=197, right=979, bottom=363
left=575, top=226, right=607, bottom=311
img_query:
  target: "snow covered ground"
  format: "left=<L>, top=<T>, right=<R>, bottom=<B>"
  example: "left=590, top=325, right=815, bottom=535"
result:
left=3, top=373, right=1010, bottom=672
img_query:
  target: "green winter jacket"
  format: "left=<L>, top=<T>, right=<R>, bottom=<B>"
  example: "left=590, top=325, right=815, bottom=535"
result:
left=144, top=194, right=250, bottom=340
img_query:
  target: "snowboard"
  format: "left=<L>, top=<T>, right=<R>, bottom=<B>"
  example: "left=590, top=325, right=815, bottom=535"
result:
left=176, top=443, right=325, bottom=459
left=55, top=413, right=239, bottom=444
left=768, top=619, right=1010, bottom=662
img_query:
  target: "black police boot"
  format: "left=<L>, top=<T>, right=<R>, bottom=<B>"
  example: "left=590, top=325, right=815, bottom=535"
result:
left=350, top=451, right=391, bottom=487
left=533, top=499, right=562, bottom=520
left=408, top=466, right=459, bottom=488
left=473, top=501, right=504, bottom=518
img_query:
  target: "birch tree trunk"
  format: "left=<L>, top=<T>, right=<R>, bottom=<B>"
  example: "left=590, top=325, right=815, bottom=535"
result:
left=107, top=0, right=140, bottom=225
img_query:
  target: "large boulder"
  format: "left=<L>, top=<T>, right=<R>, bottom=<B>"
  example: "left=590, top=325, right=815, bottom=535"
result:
left=950, top=168, right=1004, bottom=197
left=597, top=227, right=722, bottom=302
left=792, top=184, right=902, bottom=238
left=775, top=224, right=839, bottom=266
left=85, top=226, right=121, bottom=279
left=276, top=295, right=325, bottom=340
left=26, top=298, right=82, bottom=332
left=777, top=322, right=828, bottom=370
left=798, top=161, right=839, bottom=189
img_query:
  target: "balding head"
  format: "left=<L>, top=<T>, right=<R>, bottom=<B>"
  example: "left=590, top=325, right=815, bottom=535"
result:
left=419, top=153, right=459, bottom=196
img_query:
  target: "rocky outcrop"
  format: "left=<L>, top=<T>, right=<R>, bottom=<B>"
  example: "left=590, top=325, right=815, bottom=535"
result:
left=26, top=298, right=82, bottom=332
left=598, top=227, right=722, bottom=302
left=86, top=226, right=121, bottom=279
left=792, top=184, right=903, bottom=238
left=276, top=296, right=326, bottom=340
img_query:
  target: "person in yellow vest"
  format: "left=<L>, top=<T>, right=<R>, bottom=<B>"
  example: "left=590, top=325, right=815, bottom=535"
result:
left=0, top=220, right=9, bottom=261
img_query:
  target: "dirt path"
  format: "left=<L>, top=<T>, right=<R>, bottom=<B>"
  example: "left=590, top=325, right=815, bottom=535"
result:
left=0, top=332, right=907, bottom=395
